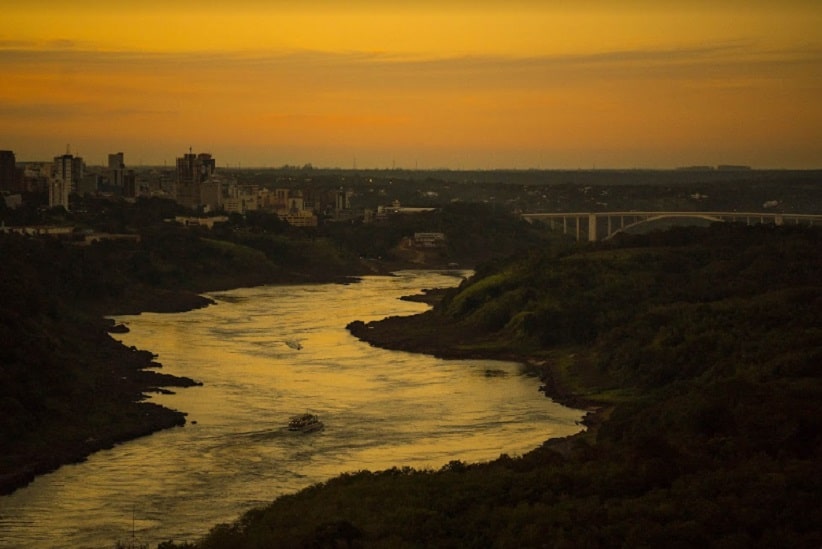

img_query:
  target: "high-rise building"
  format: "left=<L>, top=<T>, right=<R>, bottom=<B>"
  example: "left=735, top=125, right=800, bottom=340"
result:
left=78, top=173, right=100, bottom=195
left=108, top=152, right=125, bottom=187
left=71, top=156, right=84, bottom=187
left=335, top=187, right=351, bottom=212
left=176, top=150, right=216, bottom=209
left=53, top=152, right=84, bottom=193
left=0, top=150, right=16, bottom=191
left=108, top=152, right=124, bottom=170
left=53, top=154, right=73, bottom=191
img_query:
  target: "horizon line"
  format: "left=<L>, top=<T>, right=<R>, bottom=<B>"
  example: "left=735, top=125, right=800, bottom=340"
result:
left=10, top=161, right=822, bottom=172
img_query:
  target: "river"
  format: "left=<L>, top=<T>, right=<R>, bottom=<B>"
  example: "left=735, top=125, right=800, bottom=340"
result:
left=0, top=270, right=584, bottom=548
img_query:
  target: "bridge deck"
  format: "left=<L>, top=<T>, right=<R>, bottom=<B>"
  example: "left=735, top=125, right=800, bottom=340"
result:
left=521, top=211, right=822, bottom=241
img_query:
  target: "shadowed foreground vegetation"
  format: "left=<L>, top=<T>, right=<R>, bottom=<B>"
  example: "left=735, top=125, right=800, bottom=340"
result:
left=166, top=224, right=821, bottom=548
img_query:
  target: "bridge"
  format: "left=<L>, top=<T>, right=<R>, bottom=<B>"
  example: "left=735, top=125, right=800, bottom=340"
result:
left=521, top=211, right=822, bottom=242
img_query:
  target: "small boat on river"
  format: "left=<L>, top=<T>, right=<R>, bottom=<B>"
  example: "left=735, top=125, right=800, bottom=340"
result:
left=288, top=413, right=324, bottom=433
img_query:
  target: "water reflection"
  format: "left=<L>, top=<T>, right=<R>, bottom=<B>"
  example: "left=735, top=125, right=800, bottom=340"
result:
left=0, top=271, right=583, bottom=548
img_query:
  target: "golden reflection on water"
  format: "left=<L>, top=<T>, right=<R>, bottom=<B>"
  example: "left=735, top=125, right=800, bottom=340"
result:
left=0, top=271, right=584, bottom=548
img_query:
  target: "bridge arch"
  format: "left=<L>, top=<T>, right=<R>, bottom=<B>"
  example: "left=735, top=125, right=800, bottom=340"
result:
left=604, top=213, right=725, bottom=240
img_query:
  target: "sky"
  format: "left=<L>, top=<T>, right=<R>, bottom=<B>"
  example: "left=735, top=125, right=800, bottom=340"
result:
left=1, top=1, right=821, bottom=169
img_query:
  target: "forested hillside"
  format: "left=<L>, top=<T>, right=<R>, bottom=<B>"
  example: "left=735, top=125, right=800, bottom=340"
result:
left=181, top=223, right=822, bottom=548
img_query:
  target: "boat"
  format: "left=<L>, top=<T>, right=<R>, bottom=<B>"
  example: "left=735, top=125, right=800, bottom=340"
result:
left=288, top=413, right=324, bottom=433
left=285, top=340, right=303, bottom=350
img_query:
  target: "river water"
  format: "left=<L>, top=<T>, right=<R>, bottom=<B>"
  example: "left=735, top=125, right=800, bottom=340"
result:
left=0, top=271, right=583, bottom=548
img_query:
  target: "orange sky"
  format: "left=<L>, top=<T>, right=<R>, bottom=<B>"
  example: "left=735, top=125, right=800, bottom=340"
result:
left=1, top=1, right=820, bottom=168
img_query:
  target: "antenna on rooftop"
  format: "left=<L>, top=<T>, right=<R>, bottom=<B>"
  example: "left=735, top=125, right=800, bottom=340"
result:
left=66, top=144, right=71, bottom=155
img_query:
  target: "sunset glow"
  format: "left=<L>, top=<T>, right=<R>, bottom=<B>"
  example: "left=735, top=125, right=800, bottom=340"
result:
left=2, top=1, right=820, bottom=168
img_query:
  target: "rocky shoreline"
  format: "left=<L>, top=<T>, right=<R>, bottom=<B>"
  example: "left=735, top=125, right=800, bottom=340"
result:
left=0, top=300, right=207, bottom=496
left=0, top=401, right=189, bottom=496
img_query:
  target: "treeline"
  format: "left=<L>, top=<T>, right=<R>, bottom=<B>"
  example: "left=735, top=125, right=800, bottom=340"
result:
left=176, top=223, right=822, bottom=548
left=318, top=201, right=556, bottom=266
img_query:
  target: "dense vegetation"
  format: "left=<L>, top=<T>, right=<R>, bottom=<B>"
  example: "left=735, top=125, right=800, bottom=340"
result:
left=174, top=223, right=822, bottom=548
left=0, top=233, right=199, bottom=493
left=318, top=201, right=553, bottom=266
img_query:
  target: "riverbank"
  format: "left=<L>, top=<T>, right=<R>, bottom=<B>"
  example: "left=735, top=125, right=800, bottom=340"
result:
left=0, top=314, right=202, bottom=495
left=347, top=311, right=607, bottom=452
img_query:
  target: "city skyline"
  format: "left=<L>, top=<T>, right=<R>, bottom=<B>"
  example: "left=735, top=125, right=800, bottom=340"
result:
left=2, top=1, right=821, bottom=170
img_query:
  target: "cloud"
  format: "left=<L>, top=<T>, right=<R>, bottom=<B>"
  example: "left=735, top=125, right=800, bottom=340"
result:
left=0, top=102, right=96, bottom=118
left=3, top=39, right=818, bottom=76
left=0, top=100, right=175, bottom=120
left=3, top=40, right=818, bottom=107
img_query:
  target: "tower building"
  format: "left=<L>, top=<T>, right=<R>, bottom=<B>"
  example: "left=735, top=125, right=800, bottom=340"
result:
left=108, top=152, right=125, bottom=187
left=53, top=154, right=72, bottom=184
left=53, top=150, right=83, bottom=194
left=175, top=149, right=216, bottom=209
